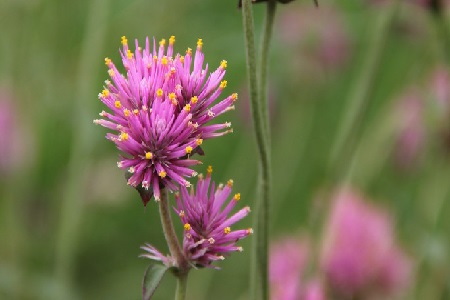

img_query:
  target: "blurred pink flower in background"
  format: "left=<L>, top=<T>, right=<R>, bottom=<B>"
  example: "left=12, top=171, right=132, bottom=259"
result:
left=394, top=91, right=426, bottom=170
left=277, top=4, right=350, bottom=72
left=320, top=189, right=412, bottom=299
left=0, top=88, right=30, bottom=178
left=269, top=237, right=309, bottom=300
left=303, top=280, right=326, bottom=300
left=428, top=67, right=450, bottom=114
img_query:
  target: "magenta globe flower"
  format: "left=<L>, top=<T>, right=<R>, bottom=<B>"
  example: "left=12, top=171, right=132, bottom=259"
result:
left=94, top=36, right=236, bottom=204
left=174, top=166, right=252, bottom=268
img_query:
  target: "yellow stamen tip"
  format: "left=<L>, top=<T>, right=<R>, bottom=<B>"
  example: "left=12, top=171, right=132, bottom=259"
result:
left=220, top=60, right=227, bottom=69
left=207, top=165, right=213, bottom=174
left=180, top=56, right=185, bottom=63
left=161, top=56, right=168, bottom=65
left=197, top=38, right=203, bottom=48
left=247, top=228, right=254, bottom=234
left=121, top=36, right=128, bottom=45
left=114, top=101, right=121, bottom=108
left=186, top=48, right=192, bottom=55
left=158, top=170, right=167, bottom=178
left=185, top=146, right=193, bottom=154
left=127, top=50, right=133, bottom=59
left=157, top=88, right=163, bottom=97
left=120, top=132, right=129, bottom=141
left=123, top=109, right=130, bottom=117
left=169, top=35, right=175, bottom=45
left=184, top=223, right=191, bottom=231
left=133, top=109, right=139, bottom=115
left=105, top=57, right=112, bottom=66
left=227, top=179, right=234, bottom=187
left=108, top=69, right=115, bottom=77
left=234, top=193, right=241, bottom=201
left=220, top=80, right=227, bottom=89
left=224, top=227, right=231, bottom=234
left=191, top=96, right=198, bottom=104
left=102, top=89, right=109, bottom=97
left=231, top=93, right=238, bottom=101
left=184, top=104, right=191, bottom=112
left=179, top=210, right=185, bottom=217
left=145, top=152, right=153, bottom=160
left=159, top=39, right=166, bottom=46
left=196, top=138, right=203, bottom=146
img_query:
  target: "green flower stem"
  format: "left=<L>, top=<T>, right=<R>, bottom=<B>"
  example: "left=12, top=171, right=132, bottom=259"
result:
left=54, top=0, right=109, bottom=293
left=242, top=0, right=273, bottom=299
left=175, top=272, right=188, bottom=300
left=158, top=188, right=189, bottom=300
left=328, top=0, right=400, bottom=182
left=259, top=0, right=277, bottom=142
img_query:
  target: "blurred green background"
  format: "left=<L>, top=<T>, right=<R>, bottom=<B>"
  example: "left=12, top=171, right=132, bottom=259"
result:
left=0, top=0, right=449, bottom=299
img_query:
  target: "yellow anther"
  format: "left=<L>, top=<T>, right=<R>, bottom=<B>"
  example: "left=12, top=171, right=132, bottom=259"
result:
left=231, top=93, right=238, bottom=101
left=207, top=165, right=213, bottom=174
left=186, top=48, right=192, bottom=55
left=220, top=60, right=227, bottom=69
left=191, top=96, right=198, bottom=104
left=121, top=36, right=128, bottom=45
left=247, top=228, right=254, bottom=234
left=179, top=210, right=185, bottom=217
left=105, top=57, right=112, bottom=66
left=108, top=69, right=115, bottom=77
left=123, top=109, right=130, bottom=117
left=169, top=92, right=176, bottom=100
left=224, top=227, right=231, bottom=234
left=185, top=146, right=193, bottom=154
left=180, top=56, right=185, bottom=63
left=184, top=223, right=191, bottom=231
left=196, top=138, right=203, bottom=146
left=120, top=132, right=129, bottom=141
left=133, top=109, right=139, bottom=115
left=184, top=104, right=191, bottom=112
left=169, top=35, right=175, bottom=45
left=159, top=39, right=166, bottom=47
left=197, top=38, right=203, bottom=49
left=102, top=89, right=109, bottom=97
left=138, top=47, right=142, bottom=52
left=145, top=152, right=153, bottom=160
left=156, top=88, right=163, bottom=97
left=158, top=170, right=167, bottom=178
left=161, top=56, right=168, bottom=65
left=220, top=80, right=227, bottom=89
left=114, top=101, right=121, bottom=108
left=234, top=193, right=241, bottom=201
left=227, top=179, right=234, bottom=187
left=127, top=50, right=133, bottom=59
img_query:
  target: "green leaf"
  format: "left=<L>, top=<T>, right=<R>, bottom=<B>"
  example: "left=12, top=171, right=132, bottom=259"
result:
left=142, top=263, right=170, bottom=300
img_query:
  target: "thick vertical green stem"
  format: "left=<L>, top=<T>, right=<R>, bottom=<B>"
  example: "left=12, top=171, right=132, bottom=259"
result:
left=430, top=9, right=450, bottom=63
left=328, top=0, right=400, bottom=182
left=259, top=0, right=276, bottom=141
left=54, top=0, right=109, bottom=293
left=158, top=188, right=189, bottom=300
left=241, top=0, right=272, bottom=299
left=175, top=273, right=188, bottom=300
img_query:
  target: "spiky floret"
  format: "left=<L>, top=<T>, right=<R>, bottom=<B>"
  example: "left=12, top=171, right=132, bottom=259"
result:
left=95, top=36, right=236, bottom=204
left=173, top=167, right=252, bottom=268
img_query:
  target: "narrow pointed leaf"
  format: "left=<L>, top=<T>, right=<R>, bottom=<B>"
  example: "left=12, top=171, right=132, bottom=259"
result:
left=142, top=263, right=170, bottom=300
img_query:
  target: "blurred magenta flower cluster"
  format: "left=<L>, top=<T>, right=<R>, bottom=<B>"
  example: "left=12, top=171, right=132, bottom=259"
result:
left=270, top=188, right=413, bottom=300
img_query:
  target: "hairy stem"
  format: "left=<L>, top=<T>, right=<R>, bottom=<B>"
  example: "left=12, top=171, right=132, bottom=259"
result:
left=158, top=188, right=189, bottom=300
left=242, top=0, right=274, bottom=299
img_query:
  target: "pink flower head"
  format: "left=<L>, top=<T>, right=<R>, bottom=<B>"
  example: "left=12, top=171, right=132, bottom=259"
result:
left=321, top=188, right=412, bottom=298
left=94, top=36, right=236, bottom=204
left=174, top=166, right=252, bottom=268
left=269, top=237, right=309, bottom=300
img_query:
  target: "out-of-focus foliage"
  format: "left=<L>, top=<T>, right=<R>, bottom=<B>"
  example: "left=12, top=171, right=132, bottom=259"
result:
left=0, top=0, right=449, bottom=299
